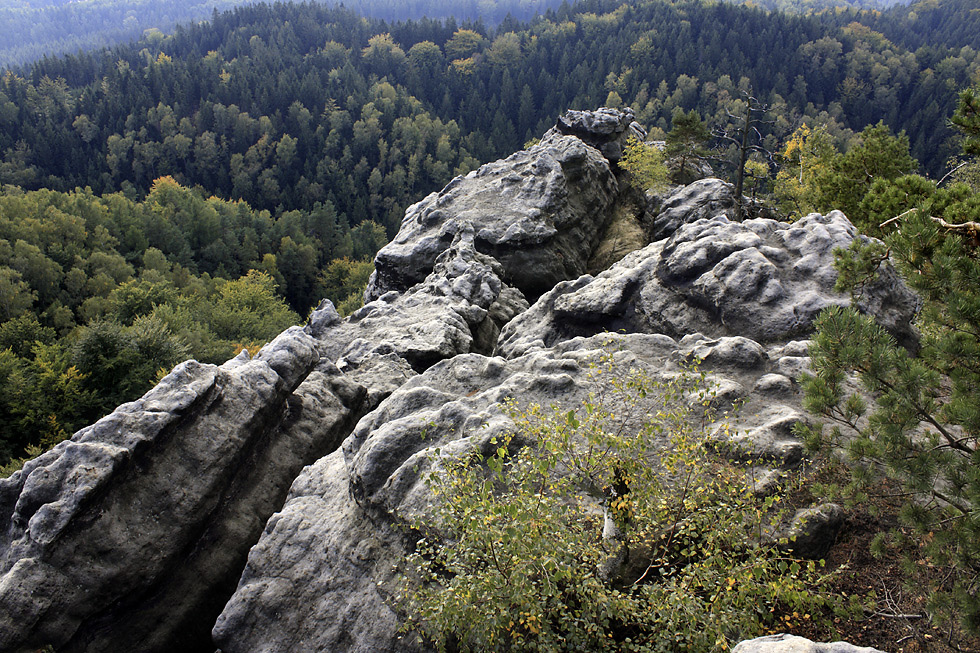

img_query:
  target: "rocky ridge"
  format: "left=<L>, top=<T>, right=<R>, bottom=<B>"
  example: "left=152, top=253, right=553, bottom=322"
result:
left=0, top=108, right=918, bottom=652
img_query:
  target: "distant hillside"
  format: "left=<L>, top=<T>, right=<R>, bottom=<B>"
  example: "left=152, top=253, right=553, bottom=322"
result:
left=728, top=0, right=911, bottom=13
left=0, top=0, right=241, bottom=69
left=1, top=0, right=975, bottom=219
left=0, top=0, right=567, bottom=69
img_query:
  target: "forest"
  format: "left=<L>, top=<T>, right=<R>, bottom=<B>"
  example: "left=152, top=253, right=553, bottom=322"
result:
left=0, top=0, right=978, bottom=470
left=0, top=0, right=921, bottom=70
left=0, top=0, right=568, bottom=69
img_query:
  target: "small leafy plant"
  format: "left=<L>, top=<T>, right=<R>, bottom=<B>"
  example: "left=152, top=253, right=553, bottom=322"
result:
left=403, top=356, right=848, bottom=652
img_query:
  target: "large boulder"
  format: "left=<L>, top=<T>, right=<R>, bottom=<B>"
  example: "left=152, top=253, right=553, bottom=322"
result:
left=0, top=328, right=366, bottom=652
left=497, top=211, right=919, bottom=357
left=545, top=106, right=646, bottom=163
left=732, top=634, right=886, bottom=652
left=366, top=132, right=618, bottom=302
left=649, top=178, right=742, bottom=241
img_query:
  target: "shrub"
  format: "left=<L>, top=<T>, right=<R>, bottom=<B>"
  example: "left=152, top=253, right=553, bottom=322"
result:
left=403, top=357, right=849, bottom=652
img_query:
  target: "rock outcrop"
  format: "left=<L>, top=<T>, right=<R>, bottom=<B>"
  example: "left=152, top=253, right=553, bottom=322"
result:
left=497, top=211, right=918, bottom=357
left=0, top=328, right=365, bottom=652
left=366, top=129, right=618, bottom=302
left=0, top=108, right=916, bottom=652
left=732, top=634, right=886, bottom=652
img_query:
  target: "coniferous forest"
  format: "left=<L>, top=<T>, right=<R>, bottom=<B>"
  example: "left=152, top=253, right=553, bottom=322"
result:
left=0, top=0, right=978, bottom=469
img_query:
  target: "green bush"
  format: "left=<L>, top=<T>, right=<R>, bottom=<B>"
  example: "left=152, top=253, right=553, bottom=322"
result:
left=403, top=357, right=849, bottom=652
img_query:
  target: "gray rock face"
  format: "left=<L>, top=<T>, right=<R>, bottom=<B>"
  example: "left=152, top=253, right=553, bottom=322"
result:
left=649, top=178, right=741, bottom=241
left=366, top=131, right=618, bottom=302
left=497, top=211, right=920, bottom=357
left=212, top=449, right=424, bottom=653
left=732, top=634, right=886, bottom=652
left=0, top=109, right=918, bottom=653
left=545, top=106, right=646, bottom=163
left=316, top=234, right=527, bottom=372
left=0, top=328, right=365, bottom=652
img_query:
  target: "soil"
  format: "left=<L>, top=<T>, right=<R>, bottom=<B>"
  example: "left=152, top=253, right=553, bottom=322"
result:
left=777, top=473, right=980, bottom=652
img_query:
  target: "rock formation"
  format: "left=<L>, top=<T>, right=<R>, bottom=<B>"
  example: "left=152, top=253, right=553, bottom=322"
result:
left=0, top=328, right=366, bottom=652
left=732, top=634, right=886, bottom=652
left=0, top=108, right=919, bottom=652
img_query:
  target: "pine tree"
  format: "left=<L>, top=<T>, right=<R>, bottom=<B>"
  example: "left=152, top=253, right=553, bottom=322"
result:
left=799, top=87, right=980, bottom=637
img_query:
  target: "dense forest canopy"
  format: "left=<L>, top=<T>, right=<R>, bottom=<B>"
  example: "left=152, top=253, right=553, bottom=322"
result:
left=2, top=0, right=976, bottom=222
left=0, top=0, right=570, bottom=69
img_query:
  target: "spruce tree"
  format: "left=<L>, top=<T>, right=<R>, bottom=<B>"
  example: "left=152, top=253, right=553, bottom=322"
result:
left=665, top=109, right=711, bottom=184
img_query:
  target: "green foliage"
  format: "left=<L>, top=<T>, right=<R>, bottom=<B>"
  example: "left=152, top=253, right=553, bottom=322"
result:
left=0, top=0, right=976, bottom=223
left=951, top=86, right=980, bottom=157
left=857, top=174, right=936, bottom=236
left=620, top=137, right=670, bottom=193
left=827, top=123, right=917, bottom=226
left=798, top=179, right=980, bottom=634
left=210, top=270, right=300, bottom=344
left=405, top=358, right=848, bottom=652
left=315, top=257, right=374, bottom=317
left=72, top=315, right=188, bottom=414
left=0, top=340, right=93, bottom=464
left=774, top=121, right=917, bottom=229
left=665, top=109, right=711, bottom=184
left=773, top=123, right=838, bottom=219
left=0, top=184, right=312, bottom=469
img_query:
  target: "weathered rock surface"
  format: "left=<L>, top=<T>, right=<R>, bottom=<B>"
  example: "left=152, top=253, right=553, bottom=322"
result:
left=315, top=234, right=527, bottom=372
left=648, top=177, right=747, bottom=241
left=212, top=449, right=424, bottom=653
left=781, top=502, right=845, bottom=559
left=366, top=131, right=618, bottom=302
left=0, top=328, right=365, bottom=652
left=214, top=329, right=839, bottom=652
left=732, top=634, right=886, bottom=652
left=0, top=108, right=917, bottom=653
left=545, top=106, right=646, bottom=163
left=497, top=211, right=919, bottom=357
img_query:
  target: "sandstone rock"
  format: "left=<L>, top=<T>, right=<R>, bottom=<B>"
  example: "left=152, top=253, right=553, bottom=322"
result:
left=335, top=352, right=417, bottom=411
left=545, top=106, right=646, bottom=163
left=732, top=634, right=886, bottom=652
left=647, top=177, right=775, bottom=242
left=316, top=233, right=525, bottom=372
left=212, top=450, right=424, bottom=653
left=497, top=211, right=919, bottom=358
left=366, top=132, right=617, bottom=302
left=218, top=330, right=827, bottom=651
left=306, top=297, right=342, bottom=337
left=0, top=328, right=365, bottom=653
left=648, top=178, right=740, bottom=241
left=781, top=503, right=845, bottom=559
